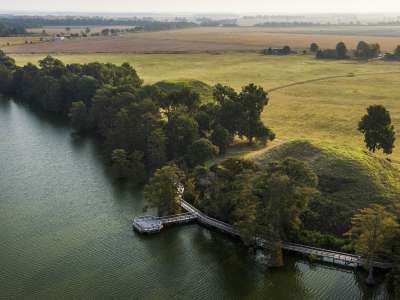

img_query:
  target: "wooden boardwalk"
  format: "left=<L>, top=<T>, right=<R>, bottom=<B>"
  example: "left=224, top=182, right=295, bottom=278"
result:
left=133, top=192, right=392, bottom=269
left=132, top=213, right=197, bottom=234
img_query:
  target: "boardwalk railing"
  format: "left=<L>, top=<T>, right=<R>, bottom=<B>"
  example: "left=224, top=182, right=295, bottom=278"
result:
left=159, top=213, right=197, bottom=225
left=181, top=200, right=240, bottom=236
left=133, top=189, right=392, bottom=269
left=180, top=200, right=392, bottom=269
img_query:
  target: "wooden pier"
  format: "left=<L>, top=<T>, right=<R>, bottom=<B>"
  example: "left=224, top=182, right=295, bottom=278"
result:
left=132, top=213, right=197, bottom=234
left=133, top=189, right=392, bottom=270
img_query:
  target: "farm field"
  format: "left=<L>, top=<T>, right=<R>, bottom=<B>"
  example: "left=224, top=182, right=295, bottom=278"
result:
left=11, top=52, right=400, bottom=161
left=3, top=26, right=400, bottom=53
left=0, top=36, right=41, bottom=47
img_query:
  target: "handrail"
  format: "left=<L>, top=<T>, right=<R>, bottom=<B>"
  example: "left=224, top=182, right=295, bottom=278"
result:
left=283, top=242, right=362, bottom=259
left=179, top=199, right=391, bottom=268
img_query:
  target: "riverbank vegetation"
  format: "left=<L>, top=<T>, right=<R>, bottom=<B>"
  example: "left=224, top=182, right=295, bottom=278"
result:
left=1, top=49, right=400, bottom=291
left=0, top=50, right=274, bottom=185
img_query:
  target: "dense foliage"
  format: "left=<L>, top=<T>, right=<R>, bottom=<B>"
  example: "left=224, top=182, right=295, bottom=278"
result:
left=316, top=42, right=349, bottom=59
left=144, top=164, right=185, bottom=216
left=188, top=157, right=318, bottom=265
left=346, top=204, right=399, bottom=284
left=355, top=41, right=381, bottom=59
left=0, top=51, right=274, bottom=184
left=0, top=21, right=27, bottom=36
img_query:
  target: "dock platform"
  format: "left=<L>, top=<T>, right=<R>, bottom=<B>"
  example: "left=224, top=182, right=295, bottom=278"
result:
left=132, top=213, right=197, bottom=234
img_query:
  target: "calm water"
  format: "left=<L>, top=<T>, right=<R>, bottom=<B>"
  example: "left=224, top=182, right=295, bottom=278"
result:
left=0, top=100, right=391, bottom=299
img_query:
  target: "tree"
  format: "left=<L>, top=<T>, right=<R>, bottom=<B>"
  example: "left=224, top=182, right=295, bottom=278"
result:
left=144, top=164, right=185, bottom=216
left=111, top=149, right=131, bottom=179
left=165, top=113, right=199, bottom=159
left=395, top=45, right=400, bottom=57
left=316, top=49, right=338, bottom=59
left=282, top=45, right=291, bottom=54
left=159, top=87, right=200, bottom=117
left=145, top=128, right=167, bottom=172
left=39, top=56, right=66, bottom=78
left=253, top=158, right=318, bottom=266
left=69, top=101, right=90, bottom=131
left=0, top=65, right=13, bottom=94
left=346, top=204, right=399, bottom=285
left=0, top=50, right=16, bottom=70
left=310, top=43, right=319, bottom=52
left=336, top=42, right=348, bottom=59
left=358, top=105, right=396, bottom=154
left=214, top=84, right=242, bottom=134
left=238, top=83, right=274, bottom=144
left=355, top=41, right=380, bottom=59
left=111, top=149, right=146, bottom=183
left=186, top=138, right=218, bottom=167
left=211, top=125, right=233, bottom=155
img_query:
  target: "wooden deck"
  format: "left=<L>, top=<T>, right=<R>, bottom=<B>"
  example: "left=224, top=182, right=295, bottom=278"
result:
left=132, top=213, right=197, bottom=234
left=133, top=187, right=392, bottom=269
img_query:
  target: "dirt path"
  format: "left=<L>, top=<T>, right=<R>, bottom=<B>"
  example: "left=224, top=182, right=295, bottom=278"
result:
left=268, top=70, right=400, bottom=93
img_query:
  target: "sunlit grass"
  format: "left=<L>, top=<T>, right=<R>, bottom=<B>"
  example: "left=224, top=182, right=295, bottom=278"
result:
left=11, top=53, right=400, bottom=160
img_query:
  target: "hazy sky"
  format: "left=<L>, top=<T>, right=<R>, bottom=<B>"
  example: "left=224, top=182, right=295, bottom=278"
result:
left=1, top=0, right=400, bottom=14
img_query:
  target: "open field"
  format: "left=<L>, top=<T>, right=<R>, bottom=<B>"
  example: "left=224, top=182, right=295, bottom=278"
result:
left=3, top=27, right=400, bottom=53
left=10, top=52, right=400, bottom=161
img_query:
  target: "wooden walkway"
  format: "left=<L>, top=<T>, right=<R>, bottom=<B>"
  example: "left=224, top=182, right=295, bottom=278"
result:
left=133, top=190, right=392, bottom=269
left=132, top=213, right=197, bottom=233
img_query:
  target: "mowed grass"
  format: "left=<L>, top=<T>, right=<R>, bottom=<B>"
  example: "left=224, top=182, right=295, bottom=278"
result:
left=11, top=52, right=400, bottom=161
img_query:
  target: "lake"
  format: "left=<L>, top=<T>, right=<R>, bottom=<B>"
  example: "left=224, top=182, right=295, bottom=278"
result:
left=0, top=100, right=391, bottom=299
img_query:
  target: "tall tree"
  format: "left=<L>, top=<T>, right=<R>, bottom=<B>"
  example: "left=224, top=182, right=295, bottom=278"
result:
left=69, top=101, right=90, bottom=131
left=358, top=105, right=396, bottom=154
left=211, top=125, right=233, bottom=155
left=144, top=164, right=185, bottom=216
left=238, top=83, right=274, bottom=144
left=165, top=112, right=199, bottom=159
left=310, top=43, right=319, bottom=52
left=346, top=204, right=399, bottom=285
left=355, top=41, right=381, bottom=59
left=336, top=42, right=348, bottom=59
left=253, top=158, right=318, bottom=266
left=186, top=138, right=218, bottom=167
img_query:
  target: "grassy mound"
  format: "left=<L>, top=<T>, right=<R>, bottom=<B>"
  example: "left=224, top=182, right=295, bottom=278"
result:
left=153, top=79, right=214, bottom=103
left=251, top=140, right=400, bottom=236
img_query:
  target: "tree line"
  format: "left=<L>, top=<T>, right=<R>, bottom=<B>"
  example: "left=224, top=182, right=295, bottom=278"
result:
left=0, top=16, right=198, bottom=33
left=0, top=22, right=27, bottom=37
left=0, top=51, right=275, bottom=185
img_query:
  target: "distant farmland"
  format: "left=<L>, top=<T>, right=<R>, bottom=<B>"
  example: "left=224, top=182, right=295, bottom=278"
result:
left=3, top=26, right=400, bottom=54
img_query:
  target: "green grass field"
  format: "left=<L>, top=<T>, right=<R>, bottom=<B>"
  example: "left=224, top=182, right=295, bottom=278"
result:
left=11, top=53, right=400, bottom=161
